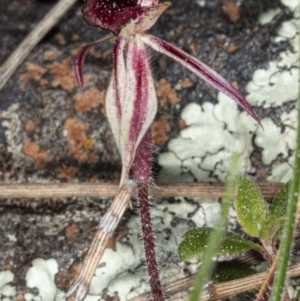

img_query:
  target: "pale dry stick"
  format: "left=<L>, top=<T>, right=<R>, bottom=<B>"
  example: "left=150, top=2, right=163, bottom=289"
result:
left=0, top=0, right=78, bottom=90
left=129, top=262, right=300, bottom=301
left=255, top=249, right=279, bottom=301
left=0, top=182, right=282, bottom=201
left=66, top=180, right=135, bottom=301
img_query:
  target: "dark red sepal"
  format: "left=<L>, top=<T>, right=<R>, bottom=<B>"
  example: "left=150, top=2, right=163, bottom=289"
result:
left=83, top=0, right=147, bottom=35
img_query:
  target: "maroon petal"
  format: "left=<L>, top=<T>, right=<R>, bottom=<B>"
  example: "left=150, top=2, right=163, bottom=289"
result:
left=141, top=35, right=262, bottom=126
left=74, top=34, right=113, bottom=91
left=83, top=0, right=147, bottom=35
left=105, top=37, right=157, bottom=184
left=118, top=39, right=157, bottom=183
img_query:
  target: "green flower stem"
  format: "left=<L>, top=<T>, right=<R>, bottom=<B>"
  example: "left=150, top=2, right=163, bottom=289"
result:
left=188, top=154, right=239, bottom=301
left=269, top=49, right=300, bottom=301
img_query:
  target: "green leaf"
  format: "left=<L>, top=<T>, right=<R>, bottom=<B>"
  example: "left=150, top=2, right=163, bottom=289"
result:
left=178, top=227, right=260, bottom=262
left=269, top=181, right=291, bottom=220
left=260, top=217, right=285, bottom=251
left=234, top=177, right=269, bottom=238
left=212, top=262, right=257, bottom=283
left=259, top=182, right=290, bottom=250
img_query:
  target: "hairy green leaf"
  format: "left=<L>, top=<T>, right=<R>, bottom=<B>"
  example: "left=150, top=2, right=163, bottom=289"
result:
left=212, top=261, right=257, bottom=283
left=178, top=227, right=260, bottom=262
left=269, top=181, right=291, bottom=220
left=260, top=217, right=285, bottom=253
left=234, top=177, right=269, bottom=237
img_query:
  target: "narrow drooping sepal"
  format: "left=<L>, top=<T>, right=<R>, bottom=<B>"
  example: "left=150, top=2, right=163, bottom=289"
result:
left=105, top=36, right=157, bottom=185
left=141, top=35, right=262, bottom=126
left=74, top=34, right=113, bottom=91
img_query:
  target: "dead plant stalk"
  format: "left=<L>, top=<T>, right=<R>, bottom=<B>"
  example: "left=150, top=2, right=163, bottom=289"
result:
left=0, top=182, right=282, bottom=201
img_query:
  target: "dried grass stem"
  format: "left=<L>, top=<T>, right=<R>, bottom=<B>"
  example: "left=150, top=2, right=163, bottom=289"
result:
left=129, top=262, right=300, bottom=301
left=0, top=182, right=281, bottom=202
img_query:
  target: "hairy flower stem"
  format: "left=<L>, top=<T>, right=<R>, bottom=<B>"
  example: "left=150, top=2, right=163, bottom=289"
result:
left=133, top=130, right=164, bottom=301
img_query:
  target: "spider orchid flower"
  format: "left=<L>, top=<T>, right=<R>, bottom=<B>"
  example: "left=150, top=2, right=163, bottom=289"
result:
left=73, top=1, right=261, bottom=301
left=75, top=0, right=261, bottom=186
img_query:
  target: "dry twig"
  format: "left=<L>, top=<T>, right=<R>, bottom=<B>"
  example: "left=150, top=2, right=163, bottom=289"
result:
left=66, top=180, right=135, bottom=301
left=255, top=250, right=279, bottom=301
left=0, top=182, right=282, bottom=203
left=129, top=262, right=300, bottom=301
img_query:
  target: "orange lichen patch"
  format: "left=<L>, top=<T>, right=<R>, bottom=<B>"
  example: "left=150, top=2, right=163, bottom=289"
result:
left=57, top=165, right=78, bottom=181
left=4, top=261, right=13, bottom=270
left=152, top=117, right=171, bottom=145
left=51, top=57, right=89, bottom=92
left=5, top=265, right=12, bottom=271
left=89, top=175, right=99, bottom=183
left=55, top=270, right=69, bottom=291
left=107, top=229, right=123, bottom=249
left=178, top=119, right=187, bottom=129
left=70, top=47, right=81, bottom=57
left=66, top=224, right=80, bottom=238
left=20, top=62, right=48, bottom=88
left=68, top=258, right=84, bottom=287
left=92, top=46, right=114, bottom=60
left=64, top=118, right=98, bottom=162
left=43, top=50, right=62, bottom=60
left=226, top=42, right=240, bottom=53
left=89, top=47, right=104, bottom=59
left=23, top=139, right=49, bottom=168
left=156, top=78, right=180, bottom=108
left=231, top=81, right=239, bottom=89
left=189, top=43, right=197, bottom=56
left=175, top=24, right=183, bottom=35
left=222, top=0, right=241, bottom=23
left=216, top=35, right=226, bottom=48
left=86, top=153, right=98, bottom=163
left=16, top=295, right=25, bottom=301
left=107, top=237, right=116, bottom=249
left=71, top=34, right=79, bottom=42
left=74, top=87, right=105, bottom=112
left=25, top=120, right=39, bottom=132
left=55, top=33, right=66, bottom=45
left=65, top=118, right=89, bottom=156
left=181, top=77, right=193, bottom=88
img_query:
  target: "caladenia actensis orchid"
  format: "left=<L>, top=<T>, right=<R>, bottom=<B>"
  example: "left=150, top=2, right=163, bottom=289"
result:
left=67, top=1, right=262, bottom=301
